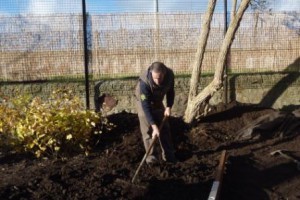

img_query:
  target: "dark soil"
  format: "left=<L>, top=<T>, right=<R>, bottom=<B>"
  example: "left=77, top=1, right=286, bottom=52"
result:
left=1, top=102, right=300, bottom=200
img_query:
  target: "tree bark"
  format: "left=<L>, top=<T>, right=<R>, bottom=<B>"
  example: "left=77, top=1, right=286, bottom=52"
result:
left=184, top=0, right=251, bottom=124
left=231, top=0, right=237, bottom=20
left=188, top=0, right=217, bottom=99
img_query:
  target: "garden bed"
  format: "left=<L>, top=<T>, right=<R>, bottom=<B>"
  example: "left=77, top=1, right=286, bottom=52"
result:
left=1, top=102, right=300, bottom=199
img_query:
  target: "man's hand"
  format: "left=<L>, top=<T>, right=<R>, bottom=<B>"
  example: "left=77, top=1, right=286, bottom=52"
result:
left=164, top=107, right=171, bottom=117
left=151, top=124, right=160, bottom=139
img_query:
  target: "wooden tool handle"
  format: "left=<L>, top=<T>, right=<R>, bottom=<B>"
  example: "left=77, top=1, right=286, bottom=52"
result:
left=131, top=116, right=168, bottom=183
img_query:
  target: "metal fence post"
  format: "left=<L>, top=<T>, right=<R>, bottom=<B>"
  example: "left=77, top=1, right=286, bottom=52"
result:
left=154, top=0, right=160, bottom=60
left=82, top=0, right=90, bottom=109
left=223, top=0, right=228, bottom=104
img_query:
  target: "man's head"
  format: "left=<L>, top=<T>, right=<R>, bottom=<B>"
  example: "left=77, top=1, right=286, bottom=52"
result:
left=150, top=62, right=167, bottom=86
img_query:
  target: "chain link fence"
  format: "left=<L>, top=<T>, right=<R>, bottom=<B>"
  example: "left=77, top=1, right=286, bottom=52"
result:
left=0, top=1, right=299, bottom=107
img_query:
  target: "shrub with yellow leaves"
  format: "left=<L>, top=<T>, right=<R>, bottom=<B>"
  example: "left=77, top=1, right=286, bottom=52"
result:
left=0, top=89, right=113, bottom=158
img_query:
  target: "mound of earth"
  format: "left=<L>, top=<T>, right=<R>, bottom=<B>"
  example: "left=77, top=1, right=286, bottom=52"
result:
left=1, top=103, right=300, bottom=200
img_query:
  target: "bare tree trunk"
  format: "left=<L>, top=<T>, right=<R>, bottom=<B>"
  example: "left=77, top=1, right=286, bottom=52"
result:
left=231, top=0, right=237, bottom=20
left=188, top=0, right=217, bottom=99
left=184, top=0, right=251, bottom=124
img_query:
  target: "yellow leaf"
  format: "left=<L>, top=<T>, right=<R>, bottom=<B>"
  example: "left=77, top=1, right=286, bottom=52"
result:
left=79, top=144, right=84, bottom=149
left=28, top=143, right=35, bottom=149
left=47, top=139, right=54, bottom=145
left=38, top=134, right=45, bottom=139
left=40, top=146, right=46, bottom=151
left=66, top=134, right=72, bottom=140
left=54, top=146, right=60, bottom=151
left=35, top=150, right=41, bottom=158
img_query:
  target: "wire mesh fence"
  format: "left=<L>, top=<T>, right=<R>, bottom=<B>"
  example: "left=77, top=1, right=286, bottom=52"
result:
left=0, top=1, right=299, bottom=82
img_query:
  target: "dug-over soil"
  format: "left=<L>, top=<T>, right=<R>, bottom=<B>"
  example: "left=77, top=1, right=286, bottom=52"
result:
left=1, top=103, right=300, bottom=200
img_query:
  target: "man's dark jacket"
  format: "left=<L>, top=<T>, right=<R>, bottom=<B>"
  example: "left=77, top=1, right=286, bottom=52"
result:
left=135, top=67, right=175, bottom=125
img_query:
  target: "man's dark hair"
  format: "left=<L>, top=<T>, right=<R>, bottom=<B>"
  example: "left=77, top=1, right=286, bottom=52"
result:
left=150, top=62, right=167, bottom=74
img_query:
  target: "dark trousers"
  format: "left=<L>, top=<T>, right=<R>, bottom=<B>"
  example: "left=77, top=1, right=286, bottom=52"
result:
left=136, top=100, right=175, bottom=161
